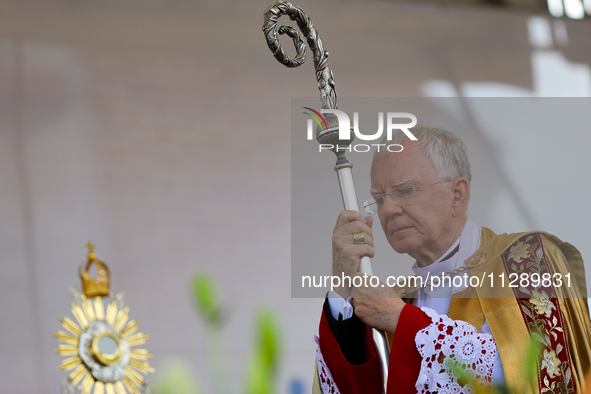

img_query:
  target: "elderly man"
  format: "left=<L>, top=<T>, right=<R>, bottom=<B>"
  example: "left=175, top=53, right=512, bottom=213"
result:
left=312, top=126, right=591, bottom=394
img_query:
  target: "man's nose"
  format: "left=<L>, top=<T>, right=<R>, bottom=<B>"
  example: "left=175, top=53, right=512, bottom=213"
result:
left=381, top=194, right=404, bottom=215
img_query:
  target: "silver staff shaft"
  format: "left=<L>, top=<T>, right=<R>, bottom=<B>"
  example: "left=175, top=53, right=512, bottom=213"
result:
left=336, top=164, right=390, bottom=394
left=336, top=167, right=373, bottom=275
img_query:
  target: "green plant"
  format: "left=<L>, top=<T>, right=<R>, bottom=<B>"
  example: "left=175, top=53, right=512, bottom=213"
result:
left=152, top=273, right=282, bottom=394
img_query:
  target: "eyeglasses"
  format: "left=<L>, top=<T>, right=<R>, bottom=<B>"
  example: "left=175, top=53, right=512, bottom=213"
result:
left=362, top=181, right=452, bottom=215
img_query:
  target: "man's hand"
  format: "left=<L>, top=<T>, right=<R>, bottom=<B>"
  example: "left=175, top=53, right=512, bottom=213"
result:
left=351, top=273, right=406, bottom=335
left=332, top=210, right=375, bottom=299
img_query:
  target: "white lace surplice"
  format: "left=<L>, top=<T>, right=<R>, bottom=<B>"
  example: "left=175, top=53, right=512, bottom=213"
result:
left=315, top=335, right=341, bottom=394
left=415, top=307, right=496, bottom=394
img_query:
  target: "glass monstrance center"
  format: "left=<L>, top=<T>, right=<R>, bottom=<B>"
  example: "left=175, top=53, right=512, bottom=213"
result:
left=98, top=335, right=119, bottom=355
left=92, top=332, right=123, bottom=365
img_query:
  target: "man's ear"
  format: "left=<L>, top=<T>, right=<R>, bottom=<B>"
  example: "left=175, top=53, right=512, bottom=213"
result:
left=451, top=178, right=470, bottom=217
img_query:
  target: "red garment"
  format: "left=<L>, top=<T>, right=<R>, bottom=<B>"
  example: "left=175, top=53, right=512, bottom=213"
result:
left=318, top=304, right=432, bottom=394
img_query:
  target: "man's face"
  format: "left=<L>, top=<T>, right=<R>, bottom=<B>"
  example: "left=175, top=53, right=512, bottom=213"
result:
left=370, top=143, right=456, bottom=263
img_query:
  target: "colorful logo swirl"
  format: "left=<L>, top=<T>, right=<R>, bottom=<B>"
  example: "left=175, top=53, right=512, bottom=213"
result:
left=302, top=107, right=328, bottom=131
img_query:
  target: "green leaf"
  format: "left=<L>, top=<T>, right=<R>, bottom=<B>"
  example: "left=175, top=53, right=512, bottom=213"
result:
left=255, top=309, right=282, bottom=371
left=191, top=273, right=221, bottom=326
left=446, top=361, right=476, bottom=388
left=152, top=357, right=201, bottom=394
left=244, top=353, right=272, bottom=394
left=525, top=338, right=542, bottom=384
left=244, top=309, right=283, bottom=394
left=531, top=331, right=546, bottom=344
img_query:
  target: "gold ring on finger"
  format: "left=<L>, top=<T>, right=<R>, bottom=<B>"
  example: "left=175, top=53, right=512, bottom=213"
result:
left=353, top=232, right=365, bottom=245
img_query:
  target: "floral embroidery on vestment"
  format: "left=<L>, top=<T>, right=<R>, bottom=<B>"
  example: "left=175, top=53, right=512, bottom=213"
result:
left=502, top=233, right=574, bottom=394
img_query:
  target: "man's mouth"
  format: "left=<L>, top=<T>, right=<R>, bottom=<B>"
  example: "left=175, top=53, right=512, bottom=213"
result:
left=391, top=226, right=413, bottom=234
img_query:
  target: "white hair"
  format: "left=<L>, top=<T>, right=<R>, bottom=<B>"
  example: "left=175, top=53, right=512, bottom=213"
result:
left=372, top=125, right=472, bottom=183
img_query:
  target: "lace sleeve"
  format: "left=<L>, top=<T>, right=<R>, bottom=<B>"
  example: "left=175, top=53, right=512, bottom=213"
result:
left=314, top=335, right=342, bottom=394
left=414, top=307, right=497, bottom=394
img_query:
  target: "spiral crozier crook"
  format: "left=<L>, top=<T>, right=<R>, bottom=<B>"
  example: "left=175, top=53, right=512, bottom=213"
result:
left=262, top=2, right=391, bottom=392
left=262, top=1, right=337, bottom=110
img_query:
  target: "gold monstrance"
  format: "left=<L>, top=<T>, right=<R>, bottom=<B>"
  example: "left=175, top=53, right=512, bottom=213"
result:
left=54, top=242, right=154, bottom=394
